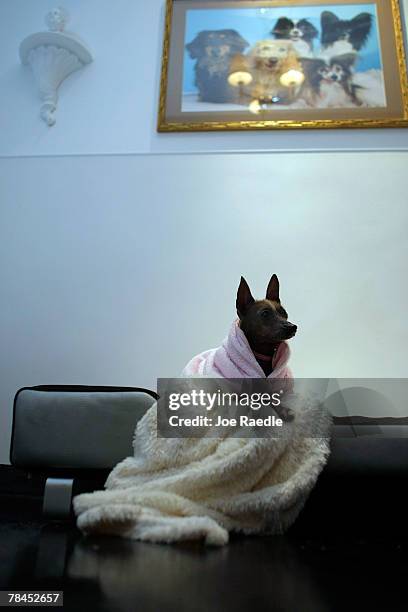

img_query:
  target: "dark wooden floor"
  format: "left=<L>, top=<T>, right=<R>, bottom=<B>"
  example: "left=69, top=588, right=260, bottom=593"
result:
left=0, top=466, right=408, bottom=612
left=1, top=465, right=408, bottom=612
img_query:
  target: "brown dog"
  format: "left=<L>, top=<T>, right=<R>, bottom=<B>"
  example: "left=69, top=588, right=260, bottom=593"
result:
left=185, top=29, right=249, bottom=103
left=236, top=275, right=297, bottom=421
left=243, top=39, right=302, bottom=106
left=236, top=275, right=297, bottom=377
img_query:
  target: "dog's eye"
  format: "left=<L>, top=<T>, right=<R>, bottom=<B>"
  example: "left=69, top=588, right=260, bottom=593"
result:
left=260, top=310, right=271, bottom=319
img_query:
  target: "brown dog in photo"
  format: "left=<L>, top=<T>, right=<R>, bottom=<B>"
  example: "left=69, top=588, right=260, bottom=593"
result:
left=185, top=29, right=249, bottom=103
left=243, top=39, right=302, bottom=107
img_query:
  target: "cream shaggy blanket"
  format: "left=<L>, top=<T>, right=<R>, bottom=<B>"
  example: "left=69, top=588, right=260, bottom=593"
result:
left=73, top=322, right=331, bottom=546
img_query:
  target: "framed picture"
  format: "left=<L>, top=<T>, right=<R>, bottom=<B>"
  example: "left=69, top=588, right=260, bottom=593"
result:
left=157, top=0, right=408, bottom=131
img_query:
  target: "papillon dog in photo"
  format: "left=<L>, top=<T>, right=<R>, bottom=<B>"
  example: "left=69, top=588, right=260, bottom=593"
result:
left=271, top=17, right=319, bottom=58
left=319, top=11, right=373, bottom=60
left=300, top=53, right=362, bottom=107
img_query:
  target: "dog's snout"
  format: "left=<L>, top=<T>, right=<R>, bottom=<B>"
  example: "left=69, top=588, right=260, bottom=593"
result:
left=285, top=323, right=297, bottom=338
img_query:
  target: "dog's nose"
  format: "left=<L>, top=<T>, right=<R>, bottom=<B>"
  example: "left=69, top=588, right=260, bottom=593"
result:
left=286, top=323, right=297, bottom=337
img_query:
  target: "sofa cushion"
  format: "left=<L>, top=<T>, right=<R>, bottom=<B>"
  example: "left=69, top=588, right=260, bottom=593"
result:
left=10, top=386, right=157, bottom=470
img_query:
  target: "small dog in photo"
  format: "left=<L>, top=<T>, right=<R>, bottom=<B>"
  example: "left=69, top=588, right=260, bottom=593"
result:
left=320, top=11, right=373, bottom=59
left=271, top=17, right=319, bottom=58
left=244, top=39, right=302, bottom=106
left=186, top=29, right=249, bottom=103
left=300, top=54, right=362, bottom=107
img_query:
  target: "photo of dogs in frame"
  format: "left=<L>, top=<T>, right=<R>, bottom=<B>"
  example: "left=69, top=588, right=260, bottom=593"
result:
left=158, top=0, right=408, bottom=131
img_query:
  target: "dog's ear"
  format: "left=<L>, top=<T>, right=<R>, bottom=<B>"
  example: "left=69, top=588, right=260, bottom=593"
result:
left=298, top=18, right=319, bottom=40
left=222, top=29, right=249, bottom=53
left=283, top=48, right=301, bottom=71
left=300, top=57, right=325, bottom=82
left=266, top=274, right=280, bottom=303
left=349, top=13, right=372, bottom=49
left=236, top=277, right=255, bottom=318
left=186, top=31, right=208, bottom=59
left=321, top=11, right=340, bottom=46
left=271, top=17, right=293, bottom=37
left=300, top=57, right=322, bottom=69
left=332, top=53, right=357, bottom=69
left=321, top=11, right=339, bottom=28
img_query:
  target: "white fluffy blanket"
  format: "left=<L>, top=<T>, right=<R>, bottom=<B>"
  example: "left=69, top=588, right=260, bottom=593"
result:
left=73, top=323, right=331, bottom=546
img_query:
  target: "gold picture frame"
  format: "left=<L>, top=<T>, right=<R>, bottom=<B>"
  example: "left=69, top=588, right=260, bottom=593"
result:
left=158, top=0, right=408, bottom=131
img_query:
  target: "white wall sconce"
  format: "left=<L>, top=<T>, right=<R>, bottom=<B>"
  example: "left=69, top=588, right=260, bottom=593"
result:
left=19, top=7, right=93, bottom=126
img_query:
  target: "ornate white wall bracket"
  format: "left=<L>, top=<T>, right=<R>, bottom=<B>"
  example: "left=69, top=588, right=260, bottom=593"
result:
left=19, top=8, right=93, bottom=126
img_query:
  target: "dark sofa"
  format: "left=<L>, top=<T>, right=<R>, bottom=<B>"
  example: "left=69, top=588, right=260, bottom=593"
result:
left=8, top=385, right=408, bottom=534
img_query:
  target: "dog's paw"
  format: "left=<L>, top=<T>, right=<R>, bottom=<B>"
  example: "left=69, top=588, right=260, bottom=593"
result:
left=249, top=99, right=261, bottom=114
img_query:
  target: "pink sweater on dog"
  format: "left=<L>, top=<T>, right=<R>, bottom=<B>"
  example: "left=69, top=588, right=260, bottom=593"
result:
left=182, top=319, right=293, bottom=379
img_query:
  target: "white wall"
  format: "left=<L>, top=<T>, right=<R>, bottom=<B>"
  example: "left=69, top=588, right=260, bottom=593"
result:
left=1, top=152, right=408, bottom=463
left=1, top=0, right=408, bottom=156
